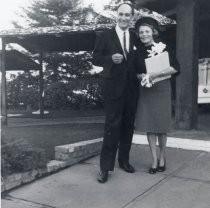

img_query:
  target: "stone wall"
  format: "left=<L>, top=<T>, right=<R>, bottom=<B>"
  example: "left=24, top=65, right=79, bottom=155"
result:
left=1, top=138, right=102, bottom=193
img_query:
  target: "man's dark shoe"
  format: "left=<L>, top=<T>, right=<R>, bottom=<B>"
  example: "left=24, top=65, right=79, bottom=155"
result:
left=119, top=162, right=135, bottom=173
left=97, top=170, right=108, bottom=183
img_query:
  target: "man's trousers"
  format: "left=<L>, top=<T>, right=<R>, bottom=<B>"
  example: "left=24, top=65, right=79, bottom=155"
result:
left=100, top=86, right=137, bottom=171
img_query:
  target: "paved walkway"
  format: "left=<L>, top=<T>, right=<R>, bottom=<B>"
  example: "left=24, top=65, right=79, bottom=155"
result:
left=2, top=144, right=210, bottom=208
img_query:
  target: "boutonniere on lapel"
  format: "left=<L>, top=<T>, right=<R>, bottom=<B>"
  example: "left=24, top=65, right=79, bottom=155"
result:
left=133, top=45, right=137, bottom=51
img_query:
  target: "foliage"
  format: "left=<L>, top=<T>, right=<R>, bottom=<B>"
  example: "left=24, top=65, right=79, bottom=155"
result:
left=7, top=72, right=40, bottom=109
left=44, top=82, right=69, bottom=109
left=1, top=138, right=47, bottom=177
left=7, top=74, right=104, bottom=110
left=44, top=77, right=104, bottom=110
left=7, top=70, right=104, bottom=110
left=21, top=0, right=80, bottom=27
left=44, top=51, right=93, bottom=83
left=8, top=0, right=106, bottom=111
left=19, top=0, right=112, bottom=27
left=66, top=78, right=104, bottom=110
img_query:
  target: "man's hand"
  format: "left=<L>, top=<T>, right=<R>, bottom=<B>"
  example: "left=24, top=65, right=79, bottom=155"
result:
left=112, top=53, right=124, bottom=64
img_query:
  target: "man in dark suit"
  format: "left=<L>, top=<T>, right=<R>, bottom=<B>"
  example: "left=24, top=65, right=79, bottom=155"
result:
left=92, top=2, right=139, bottom=183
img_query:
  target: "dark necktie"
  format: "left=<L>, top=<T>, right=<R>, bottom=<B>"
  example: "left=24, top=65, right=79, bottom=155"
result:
left=123, top=32, right=128, bottom=59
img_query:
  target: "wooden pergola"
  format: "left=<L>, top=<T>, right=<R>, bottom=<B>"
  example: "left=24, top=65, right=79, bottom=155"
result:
left=1, top=0, right=210, bottom=129
left=0, top=49, right=40, bottom=124
left=0, top=24, right=114, bottom=125
left=0, top=50, right=39, bottom=71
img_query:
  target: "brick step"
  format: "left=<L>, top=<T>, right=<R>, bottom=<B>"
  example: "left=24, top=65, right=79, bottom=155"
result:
left=54, top=138, right=103, bottom=165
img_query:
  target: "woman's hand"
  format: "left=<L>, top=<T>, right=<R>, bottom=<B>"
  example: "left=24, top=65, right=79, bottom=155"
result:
left=148, top=72, right=158, bottom=83
left=140, top=74, right=153, bottom=88
left=137, top=73, right=146, bottom=81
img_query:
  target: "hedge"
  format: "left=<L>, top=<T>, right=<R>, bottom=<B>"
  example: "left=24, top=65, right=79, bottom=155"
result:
left=1, top=139, right=48, bottom=177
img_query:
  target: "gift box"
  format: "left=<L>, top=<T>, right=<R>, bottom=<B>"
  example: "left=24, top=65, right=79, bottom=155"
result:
left=145, top=51, right=171, bottom=83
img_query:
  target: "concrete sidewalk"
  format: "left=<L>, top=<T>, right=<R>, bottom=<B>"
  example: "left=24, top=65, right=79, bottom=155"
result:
left=2, top=144, right=210, bottom=208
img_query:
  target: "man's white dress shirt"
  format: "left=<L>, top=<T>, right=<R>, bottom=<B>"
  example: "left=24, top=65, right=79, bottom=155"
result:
left=115, top=25, right=130, bottom=58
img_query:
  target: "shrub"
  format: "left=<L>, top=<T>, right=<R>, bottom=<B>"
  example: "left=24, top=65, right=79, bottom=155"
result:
left=1, top=140, right=48, bottom=177
left=44, top=82, right=68, bottom=109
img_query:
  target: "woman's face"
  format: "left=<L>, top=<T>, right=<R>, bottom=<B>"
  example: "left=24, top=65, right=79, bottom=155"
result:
left=138, top=25, right=154, bottom=46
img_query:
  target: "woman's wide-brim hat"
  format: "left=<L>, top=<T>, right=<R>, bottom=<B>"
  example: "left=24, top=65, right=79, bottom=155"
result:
left=135, top=17, right=160, bottom=32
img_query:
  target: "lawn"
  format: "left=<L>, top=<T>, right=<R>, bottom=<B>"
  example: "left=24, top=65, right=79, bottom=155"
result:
left=2, top=123, right=104, bottom=160
left=2, top=106, right=209, bottom=176
left=7, top=109, right=105, bottom=119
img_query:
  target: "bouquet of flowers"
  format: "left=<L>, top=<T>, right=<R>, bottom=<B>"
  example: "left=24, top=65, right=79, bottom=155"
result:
left=141, top=42, right=171, bottom=88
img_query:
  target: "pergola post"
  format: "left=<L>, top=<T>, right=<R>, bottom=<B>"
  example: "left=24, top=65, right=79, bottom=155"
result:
left=39, top=50, right=44, bottom=118
left=175, top=0, right=199, bottom=129
left=1, top=38, right=7, bottom=125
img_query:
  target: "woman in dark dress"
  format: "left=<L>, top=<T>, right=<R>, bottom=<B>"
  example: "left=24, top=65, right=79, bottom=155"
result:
left=134, top=17, right=180, bottom=174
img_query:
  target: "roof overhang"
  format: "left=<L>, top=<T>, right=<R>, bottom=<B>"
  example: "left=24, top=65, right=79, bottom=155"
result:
left=0, top=50, right=39, bottom=71
left=0, top=24, right=114, bottom=53
left=135, top=0, right=210, bottom=19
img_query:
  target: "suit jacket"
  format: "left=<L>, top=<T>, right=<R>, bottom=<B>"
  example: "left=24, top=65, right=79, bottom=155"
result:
left=92, top=28, right=139, bottom=100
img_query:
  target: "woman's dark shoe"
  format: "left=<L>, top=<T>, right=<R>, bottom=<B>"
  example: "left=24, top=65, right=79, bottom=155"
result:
left=148, top=160, right=158, bottom=174
left=157, top=159, right=166, bottom=172
left=148, top=167, right=157, bottom=174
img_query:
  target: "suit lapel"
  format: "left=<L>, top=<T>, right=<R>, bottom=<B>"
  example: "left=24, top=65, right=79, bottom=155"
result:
left=111, top=28, right=124, bottom=55
left=127, top=30, right=134, bottom=61
left=129, top=31, right=133, bottom=53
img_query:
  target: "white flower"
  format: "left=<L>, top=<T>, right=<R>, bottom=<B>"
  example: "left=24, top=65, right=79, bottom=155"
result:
left=147, top=42, right=166, bottom=57
left=141, top=74, right=153, bottom=88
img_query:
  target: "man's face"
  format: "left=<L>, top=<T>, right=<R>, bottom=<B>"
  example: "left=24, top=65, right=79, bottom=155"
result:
left=116, top=4, right=132, bottom=30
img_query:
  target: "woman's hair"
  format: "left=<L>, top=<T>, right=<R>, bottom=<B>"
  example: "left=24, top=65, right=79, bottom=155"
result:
left=135, top=17, right=160, bottom=41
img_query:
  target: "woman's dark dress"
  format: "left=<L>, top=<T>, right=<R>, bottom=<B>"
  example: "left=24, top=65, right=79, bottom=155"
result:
left=135, top=43, right=179, bottom=133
